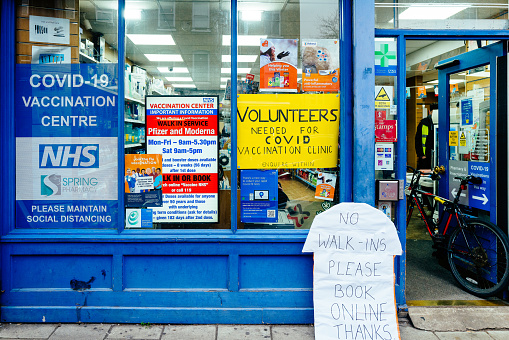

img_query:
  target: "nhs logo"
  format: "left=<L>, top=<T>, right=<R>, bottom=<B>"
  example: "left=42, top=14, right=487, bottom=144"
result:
left=39, top=144, right=99, bottom=168
left=203, top=98, right=214, bottom=103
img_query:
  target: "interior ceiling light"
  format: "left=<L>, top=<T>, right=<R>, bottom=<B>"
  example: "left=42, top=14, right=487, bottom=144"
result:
left=397, top=5, right=469, bottom=20
left=165, top=77, right=193, bottom=82
left=221, top=68, right=252, bottom=74
left=145, top=54, right=183, bottom=62
left=241, top=10, right=262, bottom=21
left=127, top=34, right=175, bottom=45
left=222, top=55, right=258, bottom=63
left=172, top=84, right=196, bottom=88
left=222, top=35, right=268, bottom=46
left=125, top=9, right=142, bottom=20
left=425, top=79, right=464, bottom=85
left=157, top=67, right=189, bottom=74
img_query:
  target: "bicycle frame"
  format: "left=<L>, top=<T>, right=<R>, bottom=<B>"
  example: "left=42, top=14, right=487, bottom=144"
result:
left=406, top=170, right=468, bottom=241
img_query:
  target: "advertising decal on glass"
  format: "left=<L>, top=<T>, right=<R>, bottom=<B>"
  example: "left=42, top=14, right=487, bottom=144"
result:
left=15, top=64, right=119, bottom=228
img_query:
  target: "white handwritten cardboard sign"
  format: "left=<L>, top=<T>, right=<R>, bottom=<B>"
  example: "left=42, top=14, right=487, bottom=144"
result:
left=303, top=202, right=403, bottom=340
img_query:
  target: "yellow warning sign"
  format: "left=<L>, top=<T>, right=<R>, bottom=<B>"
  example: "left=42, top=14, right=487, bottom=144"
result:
left=449, top=131, right=458, bottom=146
left=459, top=132, right=467, bottom=147
left=375, top=87, right=391, bottom=109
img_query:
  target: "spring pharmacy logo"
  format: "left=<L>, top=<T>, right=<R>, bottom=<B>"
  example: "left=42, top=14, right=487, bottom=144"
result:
left=41, top=174, right=61, bottom=196
left=127, top=211, right=139, bottom=226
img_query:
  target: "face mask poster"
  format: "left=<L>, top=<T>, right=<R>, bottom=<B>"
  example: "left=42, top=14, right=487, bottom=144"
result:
left=15, top=63, right=119, bottom=228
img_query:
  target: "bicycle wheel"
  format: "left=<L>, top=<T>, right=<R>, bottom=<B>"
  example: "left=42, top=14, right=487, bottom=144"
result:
left=447, top=218, right=509, bottom=297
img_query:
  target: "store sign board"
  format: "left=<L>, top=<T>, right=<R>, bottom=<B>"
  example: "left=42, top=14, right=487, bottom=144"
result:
left=146, top=95, right=219, bottom=223
left=29, top=15, right=70, bottom=45
left=237, top=94, right=339, bottom=169
left=240, top=170, right=278, bottom=223
left=260, top=38, right=298, bottom=92
left=303, top=203, right=402, bottom=340
left=15, top=64, right=118, bottom=228
left=301, top=39, right=340, bottom=92
left=375, top=41, right=397, bottom=76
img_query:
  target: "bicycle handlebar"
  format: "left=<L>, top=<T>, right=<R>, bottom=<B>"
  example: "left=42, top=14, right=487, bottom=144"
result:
left=454, top=175, right=483, bottom=185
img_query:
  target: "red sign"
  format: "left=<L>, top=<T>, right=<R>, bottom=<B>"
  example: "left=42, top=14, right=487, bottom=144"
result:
left=375, top=120, right=397, bottom=142
left=246, top=73, right=255, bottom=80
left=375, top=110, right=386, bottom=121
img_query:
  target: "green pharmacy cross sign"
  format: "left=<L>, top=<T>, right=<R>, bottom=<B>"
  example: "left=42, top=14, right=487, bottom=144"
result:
left=375, top=42, right=397, bottom=76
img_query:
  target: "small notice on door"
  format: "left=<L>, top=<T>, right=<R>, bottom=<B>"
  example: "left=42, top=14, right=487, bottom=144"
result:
left=375, top=86, right=393, bottom=109
left=449, top=131, right=459, bottom=146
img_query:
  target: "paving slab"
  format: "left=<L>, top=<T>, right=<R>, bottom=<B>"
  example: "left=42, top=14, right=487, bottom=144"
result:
left=49, top=324, right=110, bottom=340
left=217, top=325, right=270, bottom=340
left=272, top=325, right=314, bottom=340
left=486, top=330, right=509, bottom=340
left=162, top=325, right=216, bottom=340
left=408, top=306, right=509, bottom=331
left=107, top=325, right=163, bottom=340
left=0, top=324, right=57, bottom=339
left=399, top=325, right=439, bottom=340
left=434, top=331, right=493, bottom=339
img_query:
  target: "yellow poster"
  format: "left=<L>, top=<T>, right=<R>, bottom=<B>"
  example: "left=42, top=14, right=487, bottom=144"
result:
left=449, top=131, right=459, bottom=146
left=237, top=94, right=340, bottom=169
left=459, top=132, right=467, bottom=147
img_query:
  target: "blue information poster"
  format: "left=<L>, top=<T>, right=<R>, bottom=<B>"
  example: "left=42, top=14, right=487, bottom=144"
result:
left=240, top=170, right=278, bottom=223
left=461, top=98, right=473, bottom=126
left=15, top=64, right=119, bottom=228
left=468, top=162, right=490, bottom=210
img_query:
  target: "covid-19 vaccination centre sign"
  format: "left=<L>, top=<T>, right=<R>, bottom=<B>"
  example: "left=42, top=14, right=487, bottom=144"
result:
left=15, top=64, right=119, bottom=228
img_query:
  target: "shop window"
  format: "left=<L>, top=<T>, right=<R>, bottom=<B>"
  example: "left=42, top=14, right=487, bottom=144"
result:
left=124, top=0, right=231, bottom=230
left=13, top=0, right=341, bottom=231
left=376, top=1, right=509, bottom=30
left=235, top=0, right=341, bottom=230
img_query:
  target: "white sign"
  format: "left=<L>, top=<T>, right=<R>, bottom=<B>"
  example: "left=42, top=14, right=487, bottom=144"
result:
left=134, top=176, right=154, bottom=192
left=303, top=203, right=402, bottom=340
left=375, top=143, right=394, bottom=171
left=32, top=45, right=71, bottom=64
left=15, top=137, right=118, bottom=201
left=29, top=16, right=70, bottom=45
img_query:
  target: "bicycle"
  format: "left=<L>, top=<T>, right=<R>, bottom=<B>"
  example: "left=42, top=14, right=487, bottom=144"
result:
left=406, top=165, right=509, bottom=297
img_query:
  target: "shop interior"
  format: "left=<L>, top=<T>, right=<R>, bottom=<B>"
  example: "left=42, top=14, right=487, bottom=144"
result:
left=21, top=1, right=508, bottom=302
left=403, top=39, right=507, bottom=305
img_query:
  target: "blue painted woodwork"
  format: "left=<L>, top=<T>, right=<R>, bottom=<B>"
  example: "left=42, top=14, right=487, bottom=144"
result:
left=118, top=0, right=126, bottom=231
left=396, top=34, right=407, bottom=307
left=353, top=0, right=375, bottom=205
left=4, top=0, right=509, bottom=324
left=339, top=0, right=353, bottom=202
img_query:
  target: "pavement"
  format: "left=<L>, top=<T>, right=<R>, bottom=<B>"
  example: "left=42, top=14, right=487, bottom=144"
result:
left=2, top=313, right=509, bottom=340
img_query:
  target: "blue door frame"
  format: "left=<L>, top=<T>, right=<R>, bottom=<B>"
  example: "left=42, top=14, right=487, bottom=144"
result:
left=437, top=42, right=506, bottom=225
left=375, top=32, right=509, bottom=309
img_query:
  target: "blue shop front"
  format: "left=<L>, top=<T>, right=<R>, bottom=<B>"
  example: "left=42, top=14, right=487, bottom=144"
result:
left=2, top=0, right=509, bottom=323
